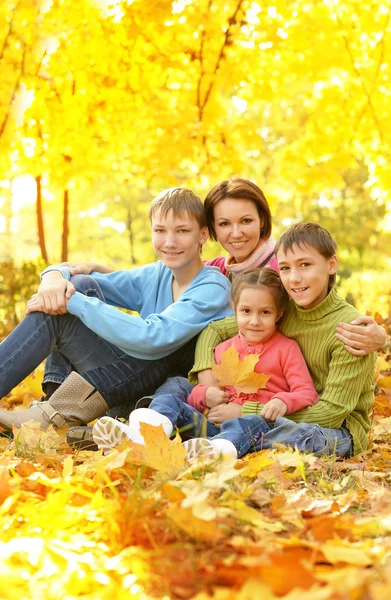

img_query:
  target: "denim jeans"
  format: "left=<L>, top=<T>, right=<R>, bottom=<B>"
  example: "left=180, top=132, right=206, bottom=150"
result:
left=149, top=394, right=220, bottom=439
left=213, top=415, right=353, bottom=458
left=137, top=375, right=194, bottom=408
left=0, top=276, right=197, bottom=415
left=42, top=275, right=107, bottom=388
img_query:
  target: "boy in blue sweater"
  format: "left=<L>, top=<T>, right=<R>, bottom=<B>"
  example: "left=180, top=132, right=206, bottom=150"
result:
left=0, top=188, right=232, bottom=434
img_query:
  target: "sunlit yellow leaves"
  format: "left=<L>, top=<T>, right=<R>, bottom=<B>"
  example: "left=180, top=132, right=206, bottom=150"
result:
left=0, top=331, right=389, bottom=597
left=212, top=345, right=271, bottom=394
left=3, top=365, right=45, bottom=408
left=167, top=504, right=225, bottom=542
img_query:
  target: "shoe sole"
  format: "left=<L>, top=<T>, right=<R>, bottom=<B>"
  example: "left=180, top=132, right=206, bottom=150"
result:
left=182, top=438, right=217, bottom=459
left=92, top=416, right=130, bottom=454
left=66, top=426, right=98, bottom=452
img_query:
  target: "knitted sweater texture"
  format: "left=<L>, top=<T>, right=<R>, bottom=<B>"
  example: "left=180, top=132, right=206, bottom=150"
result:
left=190, top=288, right=376, bottom=455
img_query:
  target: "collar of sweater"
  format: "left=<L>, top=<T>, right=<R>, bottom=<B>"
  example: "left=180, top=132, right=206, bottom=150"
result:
left=291, top=287, right=343, bottom=321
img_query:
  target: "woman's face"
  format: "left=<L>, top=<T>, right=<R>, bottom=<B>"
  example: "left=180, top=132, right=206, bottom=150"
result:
left=213, top=198, right=262, bottom=263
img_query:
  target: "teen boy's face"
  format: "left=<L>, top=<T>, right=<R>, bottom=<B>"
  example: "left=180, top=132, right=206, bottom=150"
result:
left=277, top=244, right=338, bottom=309
left=151, top=208, right=208, bottom=272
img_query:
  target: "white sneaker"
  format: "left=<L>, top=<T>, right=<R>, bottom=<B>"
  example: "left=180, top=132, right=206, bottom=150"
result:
left=128, top=408, right=173, bottom=437
left=92, top=417, right=141, bottom=454
left=183, top=438, right=238, bottom=460
left=92, top=409, right=173, bottom=454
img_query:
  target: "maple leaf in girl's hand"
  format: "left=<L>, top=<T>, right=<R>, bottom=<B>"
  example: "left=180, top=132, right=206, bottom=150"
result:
left=212, top=345, right=271, bottom=394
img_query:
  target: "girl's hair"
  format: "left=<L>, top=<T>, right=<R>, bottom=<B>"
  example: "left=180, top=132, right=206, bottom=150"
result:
left=204, top=177, right=272, bottom=241
left=275, top=222, right=338, bottom=289
left=231, top=268, right=289, bottom=316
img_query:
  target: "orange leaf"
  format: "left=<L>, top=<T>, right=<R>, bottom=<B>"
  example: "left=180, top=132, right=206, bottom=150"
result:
left=212, top=344, right=270, bottom=394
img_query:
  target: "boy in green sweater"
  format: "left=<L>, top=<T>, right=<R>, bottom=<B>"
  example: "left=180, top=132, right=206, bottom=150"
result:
left=186, top=222, right=376, bottom=459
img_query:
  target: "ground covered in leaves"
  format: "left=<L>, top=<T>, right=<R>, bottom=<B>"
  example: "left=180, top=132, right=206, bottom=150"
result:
left=1, top=321, right=391, bottom=600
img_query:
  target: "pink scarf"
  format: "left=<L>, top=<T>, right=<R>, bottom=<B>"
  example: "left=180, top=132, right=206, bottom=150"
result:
left=224, top=236, right=276, bottom=274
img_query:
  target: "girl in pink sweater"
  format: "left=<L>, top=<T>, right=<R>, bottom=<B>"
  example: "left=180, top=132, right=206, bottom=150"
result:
left=92, top=268, right=318, bottom=454
left=187, top=268, right=318, bottom=422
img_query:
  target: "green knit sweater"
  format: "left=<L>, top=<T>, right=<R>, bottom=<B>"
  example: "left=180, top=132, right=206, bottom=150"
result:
left=189, top=288, right=376, bottom=455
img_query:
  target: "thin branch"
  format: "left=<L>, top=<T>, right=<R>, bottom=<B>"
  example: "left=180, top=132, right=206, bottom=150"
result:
left=197, top=0, right=245, bottom=122
left=330, top=0, right=388, bottom=144
left=349, top=2, right=391, bottom=140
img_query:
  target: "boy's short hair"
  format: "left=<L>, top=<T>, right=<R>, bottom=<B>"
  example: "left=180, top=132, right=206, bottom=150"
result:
left=275, top=222, right=338, bottom=288
left=231, top=267, right=289, bottom=317
left=149, top=187, right=206, bottom=229
left=204, top=177, right=272, bottom=241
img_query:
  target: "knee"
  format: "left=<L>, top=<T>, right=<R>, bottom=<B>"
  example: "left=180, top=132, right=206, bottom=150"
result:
left=150, top=394, right=181, bottom=411
left=70, top=274, right=96, bottom=292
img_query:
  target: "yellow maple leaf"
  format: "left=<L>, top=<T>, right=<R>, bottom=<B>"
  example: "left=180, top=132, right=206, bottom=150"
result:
left=141, top=423, right=186, bottom=474
left=212, top=345, right=271, bottom=394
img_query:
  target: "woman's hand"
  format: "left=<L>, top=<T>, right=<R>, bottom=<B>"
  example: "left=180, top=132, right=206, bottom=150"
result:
left=207, top=402, right=242, bottom=426
left=25, top=272, right=75, bottom=315
left=60, top=262, right=114, bottom=275
left=205, top=386, right=230, bottom=408
left=336, top=316, right=386, bottom=356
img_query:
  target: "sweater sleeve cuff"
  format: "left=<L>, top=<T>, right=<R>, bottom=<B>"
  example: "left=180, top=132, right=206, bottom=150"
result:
left=66, top=292, right=88, bottom=316
left=41, top=265, right=72, bottom=281
left=187, top=385, right=208, bottom=410
left=241, top=402, right=265, bottom=416
left=188, top=361, right=212, bottom=385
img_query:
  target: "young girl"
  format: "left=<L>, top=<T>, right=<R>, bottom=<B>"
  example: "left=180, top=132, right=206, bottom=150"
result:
left=92, top=268, right=318, bottom=455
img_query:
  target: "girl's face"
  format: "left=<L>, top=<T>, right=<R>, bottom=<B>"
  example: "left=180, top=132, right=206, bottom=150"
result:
left=213, top=198, right=262, bottom=263
left=235, top=286, right=281, bottom=344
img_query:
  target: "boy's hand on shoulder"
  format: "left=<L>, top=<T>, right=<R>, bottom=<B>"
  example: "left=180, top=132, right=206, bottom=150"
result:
left=208, top=402, right=241, bottom=426
left=205, top=386, right=230, bottom=408
left=261, top=398, right=287, bottom=422
left=336, top=316, right=386, bottom=355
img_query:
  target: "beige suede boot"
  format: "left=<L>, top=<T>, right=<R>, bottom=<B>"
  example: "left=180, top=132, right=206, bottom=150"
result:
left=0, top=372, right=108, bottom=431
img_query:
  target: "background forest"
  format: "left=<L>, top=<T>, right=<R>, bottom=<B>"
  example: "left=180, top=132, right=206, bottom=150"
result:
left=1, top=0, right=391, bottom=329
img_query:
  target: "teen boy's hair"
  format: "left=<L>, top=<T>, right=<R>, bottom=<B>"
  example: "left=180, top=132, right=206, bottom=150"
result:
left=149, top=187, right=206, bottom=229
left=231, top=268, right=289, bottom=316
left=204, top=177, right=272, bottom=241
left=275, top=222, right=338, bottom=288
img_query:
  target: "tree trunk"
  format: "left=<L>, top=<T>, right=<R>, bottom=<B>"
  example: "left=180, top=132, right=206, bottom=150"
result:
left=61, top=188, right=69, bottom=262
left=36, top=175, right=48, bottom=262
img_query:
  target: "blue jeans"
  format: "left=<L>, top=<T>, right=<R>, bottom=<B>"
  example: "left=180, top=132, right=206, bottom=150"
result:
left=149, top=394, right=220, bottom=439
left=214, top=415, right=353, bottom=458
left=137, top=375, right=194, bottom=408
left=42, top=275, right=107, bottom=388
left=0, top=276, right=197, bottom=415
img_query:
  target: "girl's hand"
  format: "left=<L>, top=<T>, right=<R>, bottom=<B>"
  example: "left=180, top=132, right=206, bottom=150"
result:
left=260, top=398, right=287, bottom=421
left=205, top=387, right=230, bottom=408
left=207, top=402, right=242, bottom=426
left=336, top=316, right=386, bottom=356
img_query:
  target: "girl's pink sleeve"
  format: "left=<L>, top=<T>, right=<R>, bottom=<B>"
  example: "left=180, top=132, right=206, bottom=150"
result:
left=188, top=385, right=209, bottom=410
left=272, top=341, right=318, bottom=413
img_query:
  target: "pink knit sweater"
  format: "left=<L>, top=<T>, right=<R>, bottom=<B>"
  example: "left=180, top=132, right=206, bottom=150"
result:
left=188, top=331, right=318, bottom=413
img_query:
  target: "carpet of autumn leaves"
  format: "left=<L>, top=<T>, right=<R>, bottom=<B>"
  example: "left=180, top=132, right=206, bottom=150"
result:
left=0, top=318, right=391, bottom=600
